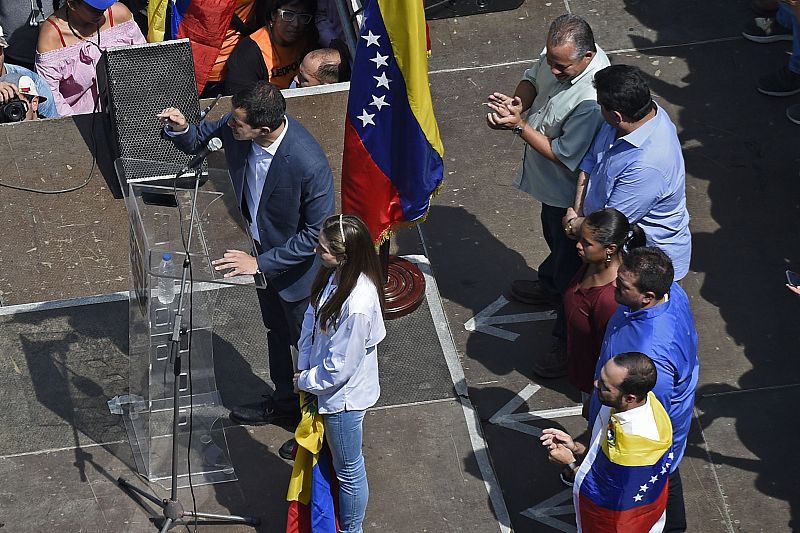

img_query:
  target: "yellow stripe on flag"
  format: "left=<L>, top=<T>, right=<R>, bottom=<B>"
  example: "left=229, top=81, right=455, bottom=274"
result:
left=601, top=392, right=673, bottom=467
left=377, top=0, right=444, bottom=159
left=147, top=0, right=169, bottom=42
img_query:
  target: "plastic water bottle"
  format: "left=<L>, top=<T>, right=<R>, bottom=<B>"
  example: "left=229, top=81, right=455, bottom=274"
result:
left=156, top=252, right=176, bottom=305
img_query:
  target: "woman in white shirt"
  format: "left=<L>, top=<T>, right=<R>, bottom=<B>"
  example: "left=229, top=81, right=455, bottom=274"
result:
left=294, top=214, right=386, bottom=533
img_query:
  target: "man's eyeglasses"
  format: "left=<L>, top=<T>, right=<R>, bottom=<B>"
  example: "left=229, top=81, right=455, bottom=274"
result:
left=277, top=8, right=314, bottom=25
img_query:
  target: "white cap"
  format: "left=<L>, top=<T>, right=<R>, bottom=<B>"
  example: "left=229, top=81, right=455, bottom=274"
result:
left=17, top=75, right=46, bottom=102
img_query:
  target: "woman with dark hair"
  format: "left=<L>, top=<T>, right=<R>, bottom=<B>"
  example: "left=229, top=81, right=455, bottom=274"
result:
left=294, top=214, right=385, bottom=533
left=224, top=0, right=317, bottom=94
left=35, top=0, right=145, bottom=116
left=564, top=208, right=645, bottom=399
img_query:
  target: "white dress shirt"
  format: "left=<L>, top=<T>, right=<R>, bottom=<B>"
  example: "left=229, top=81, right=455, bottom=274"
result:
left=296, top=272, right=386, bottom=414
left=245, top=118, right=289, bottom=243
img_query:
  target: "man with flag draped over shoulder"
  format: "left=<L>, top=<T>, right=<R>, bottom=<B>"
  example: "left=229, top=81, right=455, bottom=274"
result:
left=542, top=352, right=673, bottom=533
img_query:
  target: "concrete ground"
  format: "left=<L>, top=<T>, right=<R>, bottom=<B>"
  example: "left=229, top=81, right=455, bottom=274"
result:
left=1, top=0, right=799, bottom=532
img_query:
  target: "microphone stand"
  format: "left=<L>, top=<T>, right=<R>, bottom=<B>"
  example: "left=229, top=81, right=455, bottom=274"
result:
left=118, top=163, right=260, bottom=531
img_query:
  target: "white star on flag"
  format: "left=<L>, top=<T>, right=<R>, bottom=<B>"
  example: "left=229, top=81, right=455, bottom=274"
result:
left=370, top=52, right=389, bottom=68
left=650, top=476, right=659, bottom=484
left=362, top=30, right=380, bottom=47
left=639, top=484, right=649, bottom=492
left=668, top=452, right=674, bottom=460
left=665, top=463, right=671, bottom=469
left=357, top=109, right=375, bottom=127
left=370, top=94, right=390, bottom=111
left=633, top=494, right=643, bottom=502
left=374, top=72, right=391, bottom=89
left=660, top=467, right=668, bottom=475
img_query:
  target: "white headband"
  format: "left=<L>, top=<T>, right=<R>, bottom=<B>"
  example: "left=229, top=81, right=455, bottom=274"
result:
left=339, top=214, right=345, bottom=244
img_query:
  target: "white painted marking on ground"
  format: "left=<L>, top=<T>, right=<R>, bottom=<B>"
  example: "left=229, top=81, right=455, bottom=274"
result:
left=520, top=488, right=577, bottom=532
left=406, top=242, right=512, bottom=533
left=464, top=295, right=556, bottom=341
left=489, top=384, right=583, bottom=438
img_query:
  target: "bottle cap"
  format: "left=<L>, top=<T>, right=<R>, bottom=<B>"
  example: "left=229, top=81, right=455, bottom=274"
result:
left=162, top=252, right=172, bottom=261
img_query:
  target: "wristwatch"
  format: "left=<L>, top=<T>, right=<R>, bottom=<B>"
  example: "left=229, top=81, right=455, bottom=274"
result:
left=512, top=123, right=525, bottom=136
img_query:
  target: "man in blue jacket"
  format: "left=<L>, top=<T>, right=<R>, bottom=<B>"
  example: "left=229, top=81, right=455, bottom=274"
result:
left=587, top=246, right=699, bottom=532
left=159, top=81, right=334, bottom=425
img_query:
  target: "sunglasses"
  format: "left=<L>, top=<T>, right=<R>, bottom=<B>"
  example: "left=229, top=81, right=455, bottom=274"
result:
left=277, top=8, right=314, bottom=25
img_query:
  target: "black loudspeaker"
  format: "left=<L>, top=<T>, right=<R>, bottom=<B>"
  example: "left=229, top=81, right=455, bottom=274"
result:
left=425, top=0, right=524, bottom=20
left=101, top=38, right=201, bottom=182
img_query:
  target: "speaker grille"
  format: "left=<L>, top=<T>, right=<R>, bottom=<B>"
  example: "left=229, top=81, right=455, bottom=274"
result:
left=103, top=39, right=202, bottom=181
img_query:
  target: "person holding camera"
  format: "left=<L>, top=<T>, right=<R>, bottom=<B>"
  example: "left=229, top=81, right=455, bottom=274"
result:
left=0, top=73, right=49, bottom=122
left=0, top=25, right=58, bottom=121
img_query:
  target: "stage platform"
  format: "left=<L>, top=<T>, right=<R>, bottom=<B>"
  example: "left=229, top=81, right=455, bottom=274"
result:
left=2, top=0, right=800, bottom=531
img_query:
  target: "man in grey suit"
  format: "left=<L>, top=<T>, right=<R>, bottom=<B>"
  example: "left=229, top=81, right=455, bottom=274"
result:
left=159, top=81, right=335, bottom=425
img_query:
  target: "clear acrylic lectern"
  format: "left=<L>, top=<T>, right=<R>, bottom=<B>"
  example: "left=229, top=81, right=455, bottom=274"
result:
left=115, top=158, right=263, bottom=489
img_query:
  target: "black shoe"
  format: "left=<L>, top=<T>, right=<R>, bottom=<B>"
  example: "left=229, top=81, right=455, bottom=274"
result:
left=230, top=399, right=300, bottom=426
left=279, top=438, right=296, bottom=461
left=509, top=279, right=560, bottom=306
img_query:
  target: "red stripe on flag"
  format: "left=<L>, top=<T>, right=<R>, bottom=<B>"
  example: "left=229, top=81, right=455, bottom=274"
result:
left=341, top=118, right=404, bottom=241
left=578, top=480, right=668, bottom=533
left=286, top=500, right=311, bottom=533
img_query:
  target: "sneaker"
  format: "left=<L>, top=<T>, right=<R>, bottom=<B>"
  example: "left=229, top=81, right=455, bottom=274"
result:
left=532, top=339, right=568, bottom=379
left=742, top=17, right=792, bottom=43
left=758, top=66, right=800, bottom=96
left=787, top=103, right=800, bottom=124
left=510, top=279, right=560, bottom=306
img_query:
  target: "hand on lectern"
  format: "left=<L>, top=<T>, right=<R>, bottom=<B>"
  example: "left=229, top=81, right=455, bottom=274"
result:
left=212, top=249, right=259, bottom=278
left=157, top=107, right=189, bottom=133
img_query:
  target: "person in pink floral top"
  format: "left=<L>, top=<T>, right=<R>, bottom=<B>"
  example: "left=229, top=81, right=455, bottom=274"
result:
left=35, top=0, right=145, bottom=116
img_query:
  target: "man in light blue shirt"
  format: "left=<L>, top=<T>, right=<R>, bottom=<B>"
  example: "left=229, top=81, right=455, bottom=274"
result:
left=566, top=65, right=691, bottom=280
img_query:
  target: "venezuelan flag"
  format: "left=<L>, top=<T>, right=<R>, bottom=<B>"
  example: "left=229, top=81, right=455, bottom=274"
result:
left=341, top=0, right=445, bottom=242
left=286, top=392, right=338, bottom=533
left=574, top=392, right=673, bottom=533
left=148, top=0, right=236, bottom=93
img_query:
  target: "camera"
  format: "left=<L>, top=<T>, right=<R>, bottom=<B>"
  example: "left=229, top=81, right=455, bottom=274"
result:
left=0, top=97, right=29, bottom=123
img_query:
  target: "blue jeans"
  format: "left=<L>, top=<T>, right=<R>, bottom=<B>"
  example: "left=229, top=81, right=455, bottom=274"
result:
left=324, top=410, right=368, bottom=533
left=777, top=3, right=800, bottom=74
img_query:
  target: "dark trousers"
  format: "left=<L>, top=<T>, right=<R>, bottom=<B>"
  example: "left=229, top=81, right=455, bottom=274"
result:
left=665, top=468, right=687, bottom=532
left=539, top=204, right=582, bottom=340
left=255, top=282, right=307, bottom=412
left=538, top=203, right=583, bottom=297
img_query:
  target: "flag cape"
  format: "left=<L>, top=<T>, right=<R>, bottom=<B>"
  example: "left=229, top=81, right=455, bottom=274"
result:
left=286, top=392, right=338, bottom=533
left=341, top=0, right=444, bottom=242
left=574, top=392, right=673, bottom=533
left=147, top=0, right=236, bottom=93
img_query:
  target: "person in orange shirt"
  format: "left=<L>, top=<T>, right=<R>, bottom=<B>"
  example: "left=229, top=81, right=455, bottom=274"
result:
left=201, top=0, right=258, bottom=98
left=224, top=0, right=316, bottom=94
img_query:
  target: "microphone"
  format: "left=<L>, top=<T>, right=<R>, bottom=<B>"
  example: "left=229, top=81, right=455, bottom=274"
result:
left=180, top=137, right=223, bottom=173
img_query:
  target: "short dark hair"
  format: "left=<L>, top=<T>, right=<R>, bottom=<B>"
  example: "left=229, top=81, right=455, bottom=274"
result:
left=547, top=14, right=596, bottom=58
left=273, top=0, right=316, bottom=13
left=231, top=81, right=286, bottom=129
left=612, top=352, right=657, bottom=401
left=316, top=61, right=341, bottom=84
left=594, top=64, right=654, bottom=121
left=621, top=247, right=674, bottom=299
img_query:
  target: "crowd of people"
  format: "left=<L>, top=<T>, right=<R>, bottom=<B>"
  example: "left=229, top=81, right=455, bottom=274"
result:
left=0, top=2, right=714, bottom=531
left=0, top=0, right=350, bottom=122
left=487, top=14, right=700, bottom=532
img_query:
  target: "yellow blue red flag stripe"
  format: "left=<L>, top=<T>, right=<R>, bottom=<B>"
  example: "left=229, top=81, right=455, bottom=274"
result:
left=341, top=0, right=445, bottom=242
